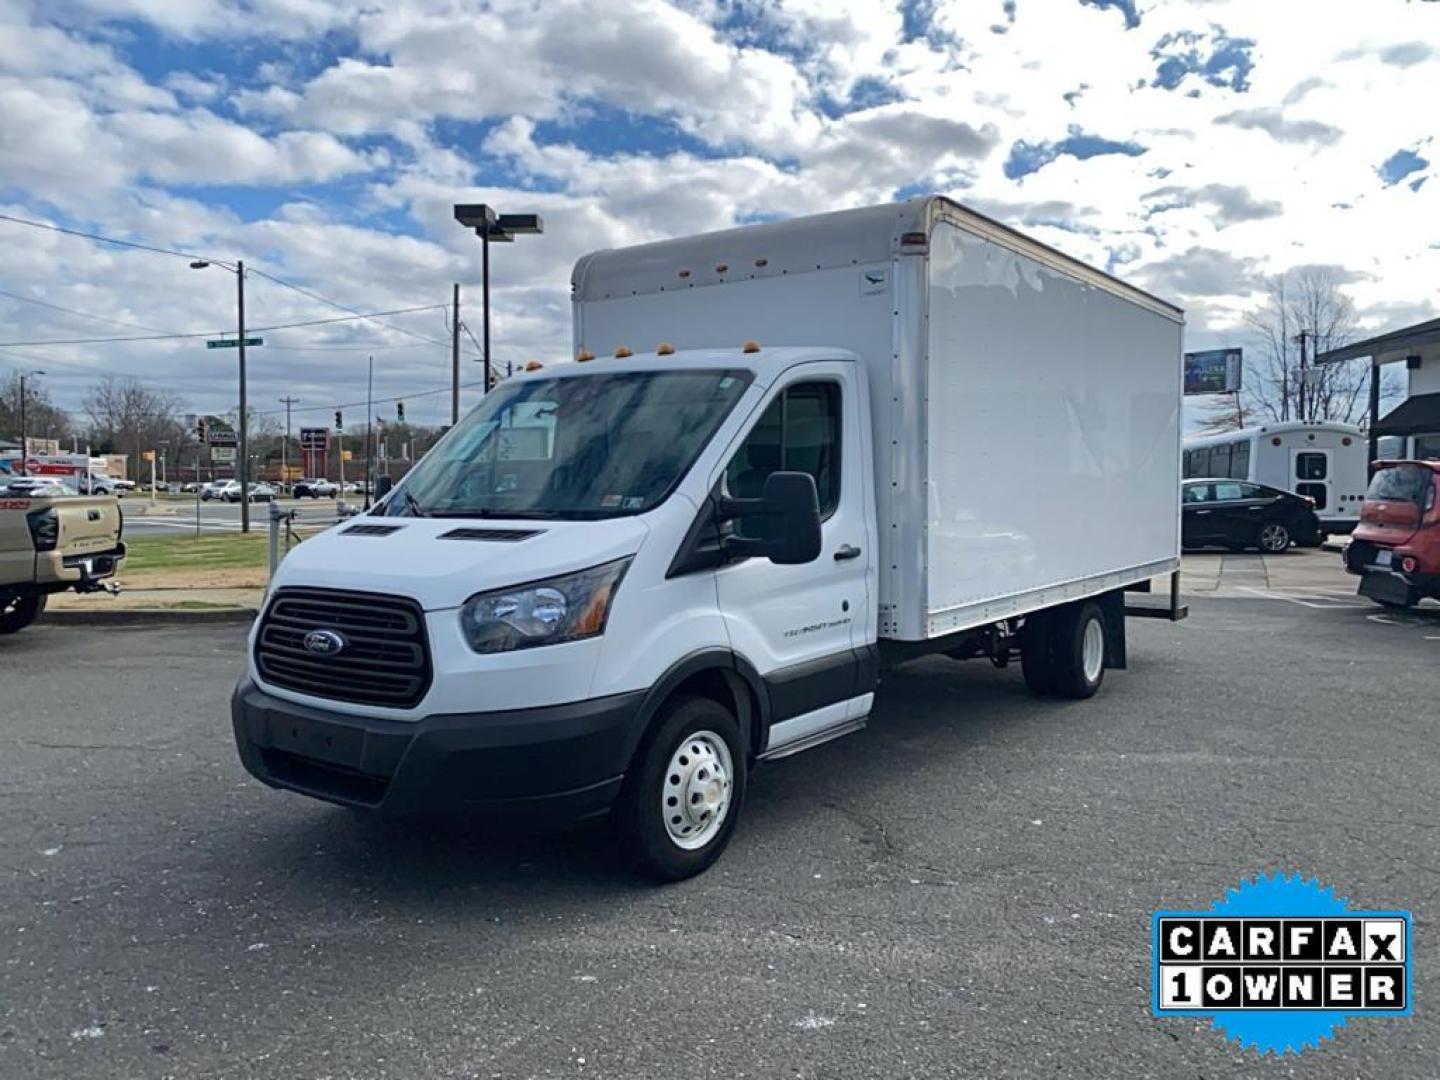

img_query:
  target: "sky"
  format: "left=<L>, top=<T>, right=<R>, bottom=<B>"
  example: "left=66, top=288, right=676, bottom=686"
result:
left=1, top=0, right=1437, bottom=431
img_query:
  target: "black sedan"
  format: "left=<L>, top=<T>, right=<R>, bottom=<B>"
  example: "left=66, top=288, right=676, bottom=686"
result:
left=1182, top=479, right=1324, bottom=553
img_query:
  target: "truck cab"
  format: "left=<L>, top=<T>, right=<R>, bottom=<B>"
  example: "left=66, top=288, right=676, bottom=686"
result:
left=0, top=491, right=125, bottom=633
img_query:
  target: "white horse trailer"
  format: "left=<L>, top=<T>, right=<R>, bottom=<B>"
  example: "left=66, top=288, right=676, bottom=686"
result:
left=1183, top=421, right=1368, bottom=533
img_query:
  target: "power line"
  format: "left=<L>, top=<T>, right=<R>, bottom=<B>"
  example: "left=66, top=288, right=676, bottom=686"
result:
left=0, top=286, right=177, bottom=335
left=0, top=212, right=451, bottom=350
left=245, top=265, right=452, bottom=349
left=0, top=304, right=446, bottom=347
left=459, top=318, right=486, bottom=362
left=0, top=212, right=228, bottom=268
left=255, top=378, right=488, bottom=419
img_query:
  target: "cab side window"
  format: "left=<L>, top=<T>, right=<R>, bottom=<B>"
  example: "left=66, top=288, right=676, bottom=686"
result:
left=725, top=381, right=841, bottom=520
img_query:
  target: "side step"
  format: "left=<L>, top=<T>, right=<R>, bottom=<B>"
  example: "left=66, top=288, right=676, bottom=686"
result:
left=759, top=717, right=866, bottom=761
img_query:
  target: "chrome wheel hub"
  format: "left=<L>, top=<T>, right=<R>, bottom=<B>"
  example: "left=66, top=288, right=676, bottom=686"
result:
left=1082, top=617, right=1104, bottom=684
left=661, top=730, right=734, bottom=850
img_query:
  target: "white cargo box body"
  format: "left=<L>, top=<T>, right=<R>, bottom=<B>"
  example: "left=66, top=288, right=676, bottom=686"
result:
left=573, top=196, right=1184, bottom=640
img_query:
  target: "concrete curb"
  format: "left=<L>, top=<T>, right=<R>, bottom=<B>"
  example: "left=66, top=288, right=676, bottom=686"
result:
left=41, top=607, right=258, bottom=627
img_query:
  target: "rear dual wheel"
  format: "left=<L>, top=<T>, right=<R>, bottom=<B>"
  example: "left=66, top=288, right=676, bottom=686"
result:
left=1021, top=601, right=1106, bottom=700
left=612, top=694, right=746, bottom=882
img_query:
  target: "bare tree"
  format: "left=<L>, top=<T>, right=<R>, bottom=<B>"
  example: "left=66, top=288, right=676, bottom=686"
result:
left=0, top=373, right=73, bottom=448
left=1237, top=268, right=1399, bottom=428
left=82, top=376, right=188, bottom=476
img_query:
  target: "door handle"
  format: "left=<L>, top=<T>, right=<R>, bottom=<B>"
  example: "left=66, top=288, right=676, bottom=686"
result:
left=834, top=544, right=862, bottom=561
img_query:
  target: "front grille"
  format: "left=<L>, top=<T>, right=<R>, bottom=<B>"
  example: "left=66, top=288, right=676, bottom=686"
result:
left=255, top=587, right=431, bottom=708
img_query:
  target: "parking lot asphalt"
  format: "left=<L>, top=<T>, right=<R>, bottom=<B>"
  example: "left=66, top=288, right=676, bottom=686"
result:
left=2, top=596, right=1438, bottom=1079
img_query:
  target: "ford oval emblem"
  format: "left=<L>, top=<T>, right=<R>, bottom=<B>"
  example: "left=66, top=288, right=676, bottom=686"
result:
left=303, top=629, right=347, bottom=655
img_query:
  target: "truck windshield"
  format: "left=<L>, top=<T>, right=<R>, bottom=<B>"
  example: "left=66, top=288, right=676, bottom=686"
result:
left=385, top=369, right=753, bottom=520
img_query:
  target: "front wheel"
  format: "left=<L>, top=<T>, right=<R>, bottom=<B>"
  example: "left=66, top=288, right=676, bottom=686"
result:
left=0, top=591, right=45, bottom=634
left=1022, top=601, right=1106, bottom=700
left=1257, top=520, right=1291, bottom=553
left=612, top=694, right=747, bottom=881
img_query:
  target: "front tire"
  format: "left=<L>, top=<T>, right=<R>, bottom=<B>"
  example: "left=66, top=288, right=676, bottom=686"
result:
left=612, top=694, right=747, bottom=882
left=0, top=591, right=45, bottom=634
left=1257, top=520, right=1290, bottom=553
left=1022, top=601, right=1106, bottom=700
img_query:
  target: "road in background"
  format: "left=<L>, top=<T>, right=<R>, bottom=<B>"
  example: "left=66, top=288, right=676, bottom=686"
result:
left=122, top=498, right=345, bottom=536
left=2, top=599, right=1436, bottom=1078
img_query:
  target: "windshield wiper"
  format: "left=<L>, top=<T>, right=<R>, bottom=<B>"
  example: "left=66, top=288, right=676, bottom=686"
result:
left=402, top=489, right=428, bottom=517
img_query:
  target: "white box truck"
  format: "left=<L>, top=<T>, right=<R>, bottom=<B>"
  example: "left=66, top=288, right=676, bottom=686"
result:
left=232, top=196, right=1185, bottom=879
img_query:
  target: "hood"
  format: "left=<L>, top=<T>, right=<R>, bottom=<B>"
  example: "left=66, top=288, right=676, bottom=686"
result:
left=271, top=515, right=650, bottom=611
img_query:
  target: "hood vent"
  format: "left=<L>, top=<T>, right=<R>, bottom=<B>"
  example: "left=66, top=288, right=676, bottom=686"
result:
left=439, top=527, right=543, bottom=542
left=343, top=524, right=405, bottom=537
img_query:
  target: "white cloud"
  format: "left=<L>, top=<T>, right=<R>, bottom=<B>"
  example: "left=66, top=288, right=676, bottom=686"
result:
left=2, top=0, right=1439, bottom=422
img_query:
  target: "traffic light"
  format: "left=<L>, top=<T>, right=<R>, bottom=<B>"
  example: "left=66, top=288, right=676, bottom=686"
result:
left=396, top=401, right=405, bottom=423
left=196, top=417, right=208, bottom=442
left=334, top=410, right=343, bottom=431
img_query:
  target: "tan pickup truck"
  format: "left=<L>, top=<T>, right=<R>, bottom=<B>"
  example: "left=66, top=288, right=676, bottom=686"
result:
left=1, top=492, right=125, bottom=633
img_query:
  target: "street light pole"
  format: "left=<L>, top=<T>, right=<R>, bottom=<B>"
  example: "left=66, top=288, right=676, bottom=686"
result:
left=482, top=225, right=491, bottom=393
left=451, top=282, right=460, bottom=426
left=452, top=204, right=543, bottom=396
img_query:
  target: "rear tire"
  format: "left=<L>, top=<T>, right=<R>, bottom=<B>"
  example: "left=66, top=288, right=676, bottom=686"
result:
left=1257, top=520, right=1290, bottom=553
left=0, top=591, right=45, bottom=634
left=612, top=694, right=746, bottom=882
left=1022, top=602, right=1106, bottom=700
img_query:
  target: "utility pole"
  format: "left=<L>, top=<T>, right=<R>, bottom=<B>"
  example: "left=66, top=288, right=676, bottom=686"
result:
left=237, top=260, right=250, bottom=533
left=1293, top=329, right=1312, bottom=423
left=451, top=282, right=460, bottom=425
left=18, top=371, right=44, bottom=474
left=278, top=395, right=299, bottom=494
left=364, top=355, right=375, bottom=511
left=18, top=375, right=28, bottom=474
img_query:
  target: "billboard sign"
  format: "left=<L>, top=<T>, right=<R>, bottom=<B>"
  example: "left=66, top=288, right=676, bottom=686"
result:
left=206, top=424, right=237, bottom=448
left=1184, top=349, right=1243, bottom=395
left=299, top=427, right=329, bottom=451
left=210, top=447, right=237, bottom=463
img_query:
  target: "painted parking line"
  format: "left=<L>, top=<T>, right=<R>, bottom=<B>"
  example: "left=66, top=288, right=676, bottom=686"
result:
left=1234, top=585, right=1371, bottom=609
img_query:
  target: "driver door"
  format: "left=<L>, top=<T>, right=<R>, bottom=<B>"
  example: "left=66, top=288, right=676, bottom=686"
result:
left=712, top=363, right=874, bottom=756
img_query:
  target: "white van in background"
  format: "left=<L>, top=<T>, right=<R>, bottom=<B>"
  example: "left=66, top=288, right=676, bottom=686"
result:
left=1183, top=421, right=1368, bottom=534
left=231, top=196, right=1185, bottom=880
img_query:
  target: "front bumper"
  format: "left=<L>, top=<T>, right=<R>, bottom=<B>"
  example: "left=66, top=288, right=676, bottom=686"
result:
left=231, top=678, right=646, bottom=823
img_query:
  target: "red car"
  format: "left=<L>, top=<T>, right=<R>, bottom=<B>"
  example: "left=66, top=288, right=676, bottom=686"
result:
left=1344, top=460, right=1440, bottom=609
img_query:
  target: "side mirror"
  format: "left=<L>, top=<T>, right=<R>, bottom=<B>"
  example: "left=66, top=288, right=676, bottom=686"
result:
left=719, top=470, right=822, bottom=565
left=375, top=475, right=394, bottom=499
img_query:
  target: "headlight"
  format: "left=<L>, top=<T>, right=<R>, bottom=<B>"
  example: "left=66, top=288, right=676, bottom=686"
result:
left=459, top=557, right=632, bottom=654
